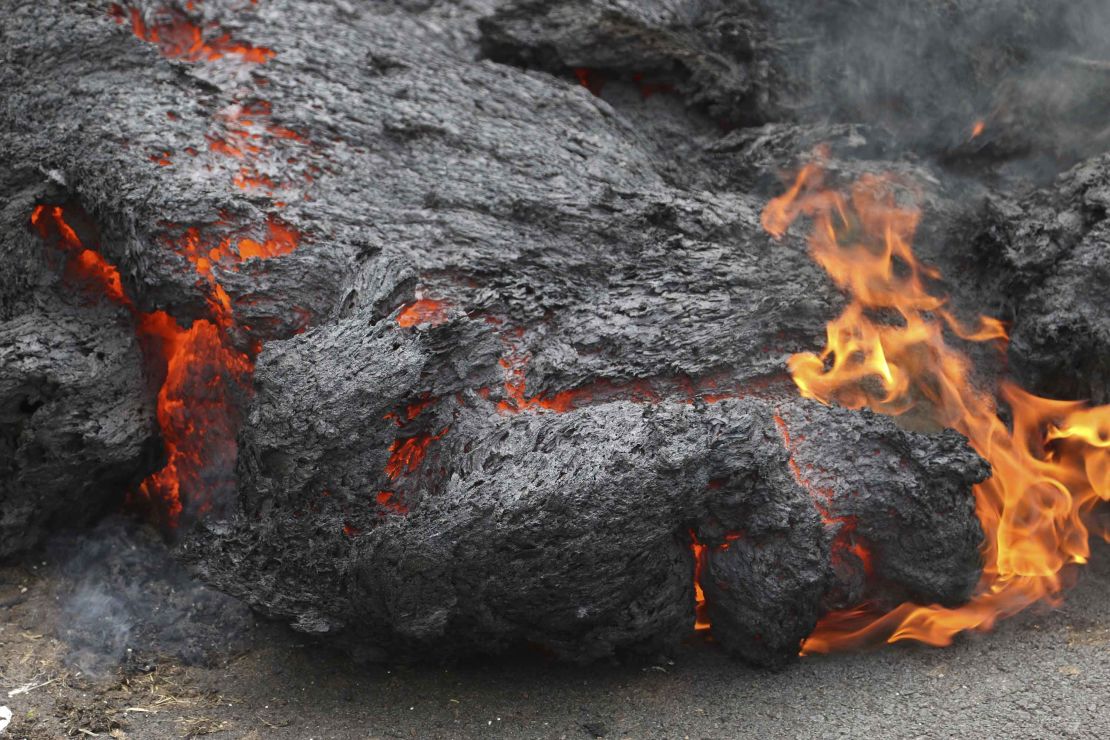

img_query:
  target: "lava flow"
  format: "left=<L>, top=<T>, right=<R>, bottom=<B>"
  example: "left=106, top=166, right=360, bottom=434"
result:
left=108, top=3, right=274, bottom=63
left=761, top=162, right=1110, bottom=652
left=30, top=203, right=253, bottom=530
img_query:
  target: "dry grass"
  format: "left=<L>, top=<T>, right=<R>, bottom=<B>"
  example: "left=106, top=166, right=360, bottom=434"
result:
left=1, top=575, right=240, bottom=738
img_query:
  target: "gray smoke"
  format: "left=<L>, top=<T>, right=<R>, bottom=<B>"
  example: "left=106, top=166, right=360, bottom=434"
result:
left=765, top=0, right=1110, bottom=176
left=50, top=518, right=254, bottom=678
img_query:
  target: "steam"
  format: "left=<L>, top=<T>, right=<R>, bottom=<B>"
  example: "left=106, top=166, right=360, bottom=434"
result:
left=50, top=518, right=253, bottom=678
left=764, top=0, right=1110, bottom=175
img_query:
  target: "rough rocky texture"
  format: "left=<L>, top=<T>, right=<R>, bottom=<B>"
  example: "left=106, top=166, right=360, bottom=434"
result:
left=186, top=308, right=986, bottom=666
left=5, top=0, right=1102, bottom=667
left=0, top=302, right=155, bottom=558
left=479, top=0, right=784, bottom=126
left=0, top=171, right=156, bottom=558
left=972, top=154, right=1110, bottom=404
left=480, top=0, right=1110, bottom=166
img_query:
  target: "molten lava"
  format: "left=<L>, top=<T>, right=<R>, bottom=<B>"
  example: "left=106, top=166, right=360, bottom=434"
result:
left=690, top=532, right=711, bottom=631
left=133, top=312, right=251, bottom=526
left=396, top=298, right=449, bottom=328
left=109, top=3, right=274, bottom=63
left=376, top=490, right=409, bottom=515
left=496, top=358, right=580, bottom=414
left=761, top=162, right=1110, bottom=652
left=31, top=205, right=128, bottom=304
left=31, top=203, right=256, bottom=530
left=384, top=428, right=450, bottom=480
left=235, top=216, right=300, bottom=260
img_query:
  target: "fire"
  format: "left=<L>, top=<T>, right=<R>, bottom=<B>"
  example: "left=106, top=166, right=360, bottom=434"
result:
left=760, top=161, right=1110, bottom=651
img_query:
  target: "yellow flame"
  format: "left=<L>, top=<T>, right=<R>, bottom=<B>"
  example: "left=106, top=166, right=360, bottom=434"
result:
left=762, top=161, right=1110, bottom=651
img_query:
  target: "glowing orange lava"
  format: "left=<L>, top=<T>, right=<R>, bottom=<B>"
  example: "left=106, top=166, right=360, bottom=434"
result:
left=109, top=3, right=274, bottom=63
left=31, top=205, right=128, bottom=304
left=384, top=428, right=450, bottom=480
left=496, top=358, right=579, bottom=413
left=236, top=216, right=300, bottom=260
left=376, top=490, right=409, bottom=515
left=761, top=161, right=1110, bottom=652
left=396, top=298, right=449, bottom=328
left=233, top=169, right=276, bottom=191
left=690, top=532, right=711, bottom=631
left=133, top=312, right=251, bottom=527
left=30, top=203, right=258, bottom=529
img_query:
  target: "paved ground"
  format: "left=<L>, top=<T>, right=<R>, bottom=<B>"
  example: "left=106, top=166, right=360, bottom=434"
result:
left=1, top=540, right=1107, bottom=739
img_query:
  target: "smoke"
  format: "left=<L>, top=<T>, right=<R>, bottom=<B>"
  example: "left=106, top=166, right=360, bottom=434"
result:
left=764, top=0, right=1110, bottom=177
left=49, top=517, right=254, bottom=678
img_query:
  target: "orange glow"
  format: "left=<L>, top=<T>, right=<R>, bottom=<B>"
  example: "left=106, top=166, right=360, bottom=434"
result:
left=207, top=136, right=246, bottom=159
left=109, top=4, right=274, bottom=64
left=497, top=359, right=578, bottom=414
left=376, top=490, right=409, bottom=515
left=233, top=169, right=275, bottom=191
left=971, top=120, right=986, bottom=139
left=384, top=427, right=449, bottom=480
left=761, top=162, right=1110, bottom=652
left=267, top=125, right=306, bottom=142
left=31, top=205, right=129, bottom=305
left=404, top=394, right=436, bottom=421
left=30, top=203, right=256, bottom=529
left=42, top=7, right=302, bottom=532
left=572, top=67, right=605, bottom=96
left=691, top=533, right=711, bottom=631
left=494, top=355, right=666, bottom=414
left=237, top=216, right=300, bottom=260
left=134, top=313, right=252, bottom=528
left=486, top=346, right=781, bottom=417
left=396, top=298, right=449, bottom=328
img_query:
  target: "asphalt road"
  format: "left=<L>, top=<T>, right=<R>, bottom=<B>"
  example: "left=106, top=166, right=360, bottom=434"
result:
left=188, top=540, right=1110, bottom=739
left=2, top=540, right=1107, bottom=739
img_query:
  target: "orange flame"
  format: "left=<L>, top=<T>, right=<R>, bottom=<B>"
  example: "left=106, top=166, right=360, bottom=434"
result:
left=761, top=162, right=1110, bottom=651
